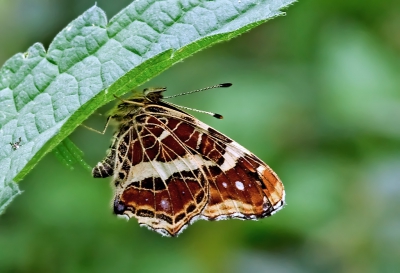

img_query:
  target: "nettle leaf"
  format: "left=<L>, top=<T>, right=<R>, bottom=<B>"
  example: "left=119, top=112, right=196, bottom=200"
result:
left=0, top=0, right=296, bottom=214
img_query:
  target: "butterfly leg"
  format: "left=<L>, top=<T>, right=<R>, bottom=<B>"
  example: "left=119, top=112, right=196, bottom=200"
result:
left=81, top=116, right=112, bottom=135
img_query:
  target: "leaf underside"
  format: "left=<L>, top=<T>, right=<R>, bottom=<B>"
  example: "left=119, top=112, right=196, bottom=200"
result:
left=0, top=0, right=296, bottom=214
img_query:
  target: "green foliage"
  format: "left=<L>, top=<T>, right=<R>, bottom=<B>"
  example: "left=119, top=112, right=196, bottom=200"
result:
left=0, top=0, right=296, bottom=214
left=53, top=138, right=92, bottom=171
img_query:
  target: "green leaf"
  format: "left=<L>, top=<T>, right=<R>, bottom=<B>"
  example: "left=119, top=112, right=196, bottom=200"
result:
left=0, top=174, right=22, bottom=214
left=0, top=0, right=296, bottom=214
left=53, top=138, right=92, bottom=171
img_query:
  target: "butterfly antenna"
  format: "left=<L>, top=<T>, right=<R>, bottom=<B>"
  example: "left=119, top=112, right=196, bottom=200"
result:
left=163, top=101, right=224, bottom=119
left=161, top=83, right=231, bottom=119
left=163, top=101, right=223, bottom=119
left=163, top=83, right=232, bottom=99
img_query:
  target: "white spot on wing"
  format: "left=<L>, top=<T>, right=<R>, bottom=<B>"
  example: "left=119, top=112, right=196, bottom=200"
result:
left=196, top=132, right=203, bottom=149
left=158, top=130, right=171, bottom=141
left=235, top=181, right=244, bottom=191
left=222, top=182, right=228, bottom=188
left=219, top=145, right=242, bottom=171
left=124, top=154, right=215, bottom=184
left=256, top=165, right=266, bottom=173
left=160, top=199, right=170, bottom=210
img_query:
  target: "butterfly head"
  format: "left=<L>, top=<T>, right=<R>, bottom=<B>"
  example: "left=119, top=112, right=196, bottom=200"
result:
left=110, top=87, right=167, bottom=119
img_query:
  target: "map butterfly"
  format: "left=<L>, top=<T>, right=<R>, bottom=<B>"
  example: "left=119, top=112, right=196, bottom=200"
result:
left=92, top=83, right=285, bottom=236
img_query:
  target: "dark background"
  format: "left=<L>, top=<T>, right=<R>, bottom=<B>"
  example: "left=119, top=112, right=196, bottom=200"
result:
left=1, top=0, right=400, bottom=272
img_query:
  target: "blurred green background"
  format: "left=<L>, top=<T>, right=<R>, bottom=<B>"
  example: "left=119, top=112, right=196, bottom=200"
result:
left=1, top=0, right=400, bottom=272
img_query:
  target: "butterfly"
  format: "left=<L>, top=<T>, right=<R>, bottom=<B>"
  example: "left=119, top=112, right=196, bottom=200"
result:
left=92, top=83, right=285, bottom=236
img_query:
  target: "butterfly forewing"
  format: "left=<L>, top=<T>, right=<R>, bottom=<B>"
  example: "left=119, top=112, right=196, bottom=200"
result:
left=93, top=87, right=285, bottom=236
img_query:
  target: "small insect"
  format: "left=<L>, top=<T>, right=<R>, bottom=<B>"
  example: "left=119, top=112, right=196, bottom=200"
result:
left=10, top=137, right=22, bottom=150
left=92, top=83, right=285, bottom=236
